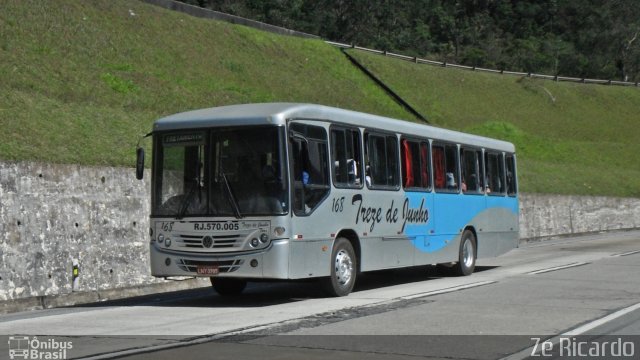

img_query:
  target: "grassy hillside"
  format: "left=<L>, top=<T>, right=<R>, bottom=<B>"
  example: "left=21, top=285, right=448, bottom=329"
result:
left=347, top=50, right=640, bottom=197
left=0, top=0, right=411, bottom=166
left=1, top=1, right=638, bottom=197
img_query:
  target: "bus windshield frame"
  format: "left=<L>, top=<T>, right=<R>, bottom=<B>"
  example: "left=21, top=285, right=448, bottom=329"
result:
left=151, top=125, right=289, bottom=218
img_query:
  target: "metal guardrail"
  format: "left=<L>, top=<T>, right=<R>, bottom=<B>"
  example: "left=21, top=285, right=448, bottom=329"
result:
left=326, top=41, right=640, bottom=88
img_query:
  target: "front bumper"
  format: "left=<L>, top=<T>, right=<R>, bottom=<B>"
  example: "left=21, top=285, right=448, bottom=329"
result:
left=150, top=238, right=290, bottom=279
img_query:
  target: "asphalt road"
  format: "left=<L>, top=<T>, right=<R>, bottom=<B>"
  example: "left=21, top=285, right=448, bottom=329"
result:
left=1, top=230, right=639, bottom=359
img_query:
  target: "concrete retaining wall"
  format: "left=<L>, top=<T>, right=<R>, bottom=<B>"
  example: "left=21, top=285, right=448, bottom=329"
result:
left=0, top=161, right=638, bottom=307
left=0, top=161, right=157, bottom=304
left=519, top=193, right=640, bottom=241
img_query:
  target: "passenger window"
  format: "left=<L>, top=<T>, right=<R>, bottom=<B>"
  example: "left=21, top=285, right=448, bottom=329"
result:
left=365, top=133, right=399, bottom=189
left=401, top=138, right=430, bottom=190
left=433, top=143, right=459, bottom=192
left=331, top=127, right=363, bottom=188
left=506, top=154, right=517, bottom=196
left=460, top=148, right=484, bottom=193
left=484, top=152, right=505, bottom=195
left=290, top=123, right=330, bottom=215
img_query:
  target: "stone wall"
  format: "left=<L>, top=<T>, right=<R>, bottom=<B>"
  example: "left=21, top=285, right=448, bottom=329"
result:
left=0, top=161, right=638, bottom=305
left=519, top=193, right=640, bottom=241
left=0, top=161, right=155, bottom=302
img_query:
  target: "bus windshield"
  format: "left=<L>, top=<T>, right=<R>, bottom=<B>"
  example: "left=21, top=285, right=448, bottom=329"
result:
left=152, top=126, right=288, bottom=217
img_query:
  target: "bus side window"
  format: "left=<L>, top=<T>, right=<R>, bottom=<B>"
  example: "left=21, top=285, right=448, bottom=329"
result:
left=401, top=138, right=430, bottom=190
left=433, top=143, right=459, bottom=192
left=420, top=142, right=430, bottom=188
left=365, top=133, right=399, bottom=189
left=401, top=139, right=414, bottom=188
left=461, top=148, right=483, bottom=193
left=331, top=127, right=363, bottom=188
left=485, top=151, right=505, bottom=195
left=290, top=123, right=330, bottom=215
left=433, top=145, right=445, bottom=189
left=506, top=154, right=517, bottom=196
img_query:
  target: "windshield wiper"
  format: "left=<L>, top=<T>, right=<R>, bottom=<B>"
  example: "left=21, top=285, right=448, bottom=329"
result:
left=220, top=166, right=243, bottom=219
left=176, top=182, right=197, bottom=220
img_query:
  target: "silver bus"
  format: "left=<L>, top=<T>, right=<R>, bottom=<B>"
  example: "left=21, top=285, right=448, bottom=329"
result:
left=136, top=103, right=519, bottom=296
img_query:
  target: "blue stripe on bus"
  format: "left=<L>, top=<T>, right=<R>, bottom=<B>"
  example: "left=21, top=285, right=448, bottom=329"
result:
left=403, top=192, right=518, bottom=253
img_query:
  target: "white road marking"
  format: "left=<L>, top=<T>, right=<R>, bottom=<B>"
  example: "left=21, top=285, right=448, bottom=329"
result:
left=500, top=301, right=640, bottom=360
left=527, top=262, right=589, bottom=275
left=611, top=249, right=640, bottom=257
left=399, top=280, right=496, bottom=300
left=563, top=301, right=640, bottom=336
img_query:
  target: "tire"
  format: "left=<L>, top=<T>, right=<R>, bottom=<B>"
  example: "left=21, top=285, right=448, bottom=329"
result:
left=453, top=230, right=476, bottom=276
left=210, top=277, right=247, bottom=296
left=321, top=237, right=357, bottom=297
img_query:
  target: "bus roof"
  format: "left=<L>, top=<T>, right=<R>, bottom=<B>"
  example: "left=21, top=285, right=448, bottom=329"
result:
left=154, top=103, right=515, bottom=153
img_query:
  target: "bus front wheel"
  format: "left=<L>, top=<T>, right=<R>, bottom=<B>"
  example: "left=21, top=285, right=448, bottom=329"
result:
left=454, top=230, right=476, bottom=276
left=210, top=277, right=247, bottom=296
left=321, top=237, right=357, bottom=297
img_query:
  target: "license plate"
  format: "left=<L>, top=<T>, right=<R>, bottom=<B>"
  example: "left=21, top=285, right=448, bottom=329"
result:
left=197, top=265, right=219, bottom=275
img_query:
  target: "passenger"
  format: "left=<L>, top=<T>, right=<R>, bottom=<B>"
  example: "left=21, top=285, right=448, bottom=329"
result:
left=302, top=170, right=310, bottom=185
left=446, top=172, right=457, bottom=189
left=365, top=165, right=372, bottom=187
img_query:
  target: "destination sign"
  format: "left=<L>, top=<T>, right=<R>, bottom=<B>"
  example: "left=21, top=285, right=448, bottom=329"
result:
left=163, top=133, right=205, bottom=146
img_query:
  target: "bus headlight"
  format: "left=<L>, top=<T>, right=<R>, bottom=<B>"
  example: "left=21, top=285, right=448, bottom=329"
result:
left=165, top=238, right=171, bottom=247
left=274, top=227, right=285, bottom=237
left=250, top=238, right=260, bottom=247
left=260, top=233, right=269, bottom=243
left=158, top=234, right=165, bottom=243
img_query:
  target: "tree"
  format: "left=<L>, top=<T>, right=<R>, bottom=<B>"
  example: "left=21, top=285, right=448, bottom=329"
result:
left=178, top=0, right=640, bottom=81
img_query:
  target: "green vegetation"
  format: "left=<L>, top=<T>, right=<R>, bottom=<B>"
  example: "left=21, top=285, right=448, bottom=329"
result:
left=1, top=0, right=639, bottom=197
left=348, top=49, right=640, bottom=197
left=195, top=0, right=640, bottom=82
left=0, top=0, right=409, bottom=166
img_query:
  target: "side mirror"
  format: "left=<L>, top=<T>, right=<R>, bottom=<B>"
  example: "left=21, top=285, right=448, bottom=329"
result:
left=136, top=147, right=145, bottom=180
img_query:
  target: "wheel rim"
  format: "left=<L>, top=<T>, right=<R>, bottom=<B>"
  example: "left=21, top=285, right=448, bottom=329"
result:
left=462, top=238, right=474, bottom=268
left=334, top=249, right=353, bottom=285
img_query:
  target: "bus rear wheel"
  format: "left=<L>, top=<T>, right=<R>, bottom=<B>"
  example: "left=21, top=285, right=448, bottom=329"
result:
left=210, top=277, right=247, bottom=296
left=321, top=237, right=357, bottom=297
left=453, top=230, right=476, bottom=276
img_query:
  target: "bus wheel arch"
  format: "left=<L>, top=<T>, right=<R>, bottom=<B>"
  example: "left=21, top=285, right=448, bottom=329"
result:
left=463, top=226, right=478, bottom=257
left=454, top=227, right=477, bottom=276
left=321, top=231, right=360, bottom=297
left=336, top=229, right=361, bottom=273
